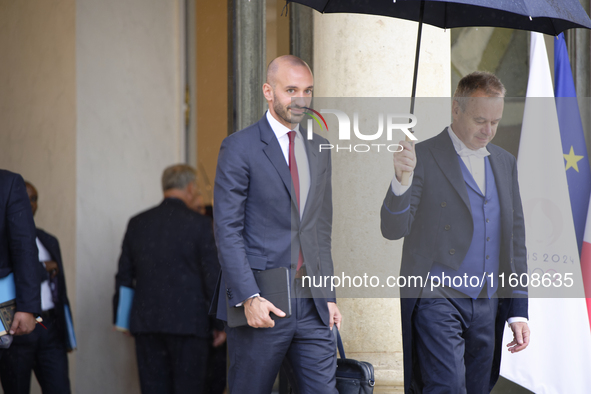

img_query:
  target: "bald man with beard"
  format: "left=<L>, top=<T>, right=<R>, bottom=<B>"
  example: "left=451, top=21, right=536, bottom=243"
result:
left=211, top=55, right=341, bottom=394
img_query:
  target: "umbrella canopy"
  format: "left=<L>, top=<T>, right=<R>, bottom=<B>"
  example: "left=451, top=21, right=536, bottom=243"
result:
left=291, top=0, right=591, bottom=35
left=289, top=0, right=591, bottom=184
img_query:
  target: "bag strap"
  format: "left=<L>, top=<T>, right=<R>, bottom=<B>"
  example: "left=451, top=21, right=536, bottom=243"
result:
left=333, top=326, right=346, bottom=359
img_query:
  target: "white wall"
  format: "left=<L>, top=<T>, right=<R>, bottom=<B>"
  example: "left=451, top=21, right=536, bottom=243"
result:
left=1, top=0, right=185, bottom=391
left=75, top=0, right=184, bottom=392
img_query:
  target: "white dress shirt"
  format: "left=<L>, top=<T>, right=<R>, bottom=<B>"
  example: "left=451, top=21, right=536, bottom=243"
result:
left=238, top=112, right=312, bottom=306
left=36, top=237, right=55, bottom=312
left=447, top=126, right=489, bottom=194
left=266, top=110, right=310, bottom=219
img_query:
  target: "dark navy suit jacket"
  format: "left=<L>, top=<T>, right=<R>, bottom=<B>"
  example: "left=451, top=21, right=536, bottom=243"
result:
left=114, top=198, right=220, bottom=338
left=211, top=115, right=335, bottom=326
left=0, top=170, right=41, bottom=315
left=380, top=130, right=528, bottom=393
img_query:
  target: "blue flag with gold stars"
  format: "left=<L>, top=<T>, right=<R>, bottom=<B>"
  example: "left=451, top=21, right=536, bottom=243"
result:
left=555, top=33, right=591, bottom=254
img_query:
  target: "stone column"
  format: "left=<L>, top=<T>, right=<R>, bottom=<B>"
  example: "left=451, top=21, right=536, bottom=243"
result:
left=290, top=2, right=314, bottom=69
left=232, top=0, right=266, bottom=133
left=312, top=13, right=450, bottom=393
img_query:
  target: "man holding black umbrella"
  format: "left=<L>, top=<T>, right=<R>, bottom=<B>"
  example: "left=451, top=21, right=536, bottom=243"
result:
left=381, top=72, right=530, bottom=393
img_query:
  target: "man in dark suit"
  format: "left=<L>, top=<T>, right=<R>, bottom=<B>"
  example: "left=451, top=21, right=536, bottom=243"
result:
left=0, top=181, right=73, bottom=393
left=212, top=55, right=341, bottom=394
left=0, top=170, right=40, bottom=344
left=114, top=164, right=220, bottom=394
left=381, top=72, right=530, bottom=393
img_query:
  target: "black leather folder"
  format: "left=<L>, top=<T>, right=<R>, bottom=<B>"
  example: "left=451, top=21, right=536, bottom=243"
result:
left=226, top=267, right=292, bottom=328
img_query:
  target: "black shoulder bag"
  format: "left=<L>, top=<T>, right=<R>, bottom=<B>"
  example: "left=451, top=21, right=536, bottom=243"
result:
left=334, top=326, right=375, bottom=394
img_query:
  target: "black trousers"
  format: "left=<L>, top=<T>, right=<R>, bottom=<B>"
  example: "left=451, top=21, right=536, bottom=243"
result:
left=134, top=333, right=209, bottom=394
left=205, top=341, right=227, bottom=394
left=413, top=286, right=499, bottom=394
left=0, top=309, right=71, bottom=394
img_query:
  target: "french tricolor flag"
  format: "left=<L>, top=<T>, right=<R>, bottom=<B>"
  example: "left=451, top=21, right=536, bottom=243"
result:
left=500, top=32, right=591, bottom=394
left=555, top=32, right=591, bottom=325
left=582, top=203, right=591, bottom=322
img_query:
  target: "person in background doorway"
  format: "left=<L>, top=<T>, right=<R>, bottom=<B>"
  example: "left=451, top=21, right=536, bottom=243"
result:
left=114, top=164, right=221, bottom=394
left=0, top=180, right=73, bottom=394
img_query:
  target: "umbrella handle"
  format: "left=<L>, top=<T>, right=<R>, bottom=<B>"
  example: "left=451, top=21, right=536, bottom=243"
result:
left=399, top=135, right=413, bottom=186
left=403, top=0, right=424, bottom=187
left=400, top=172, right=411, bottom=186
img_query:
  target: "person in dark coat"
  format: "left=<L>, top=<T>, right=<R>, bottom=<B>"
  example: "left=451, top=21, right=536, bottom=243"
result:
left=0, top=170, right=41, bottom=349
left=212, top=55, right=341, bottom=394
left=114, top=164, right=221, bottom=394
left=381, top=72, right=530, bottom=393
left=0, top=181, right=74, bottom=394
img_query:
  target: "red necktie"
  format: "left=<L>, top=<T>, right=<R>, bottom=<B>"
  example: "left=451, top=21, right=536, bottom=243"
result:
left=288, top=131, right=304, bottom=271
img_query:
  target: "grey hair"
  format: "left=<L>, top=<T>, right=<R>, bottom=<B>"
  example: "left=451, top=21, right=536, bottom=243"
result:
left=454, top=71, right=506, bottom=110
left=161, top=164, right=197, bottom=191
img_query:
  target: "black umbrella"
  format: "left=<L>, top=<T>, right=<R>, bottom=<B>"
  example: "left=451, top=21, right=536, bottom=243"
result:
left=290, top=0, right=591, bottom=34
left=290, top=0, right=591, bottom=107
left=289, top=0, right=591, bottom=183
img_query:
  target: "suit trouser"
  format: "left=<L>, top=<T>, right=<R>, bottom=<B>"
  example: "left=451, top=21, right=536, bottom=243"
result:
left=225, top=281, right=338, bottom=394
left=134, top=333, right=209, bottom=394
left=413, top=286, right=498, bottom=394
left=205, top=341, right=227, bottom=394
left=0, top=309, right=71, bottom=394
